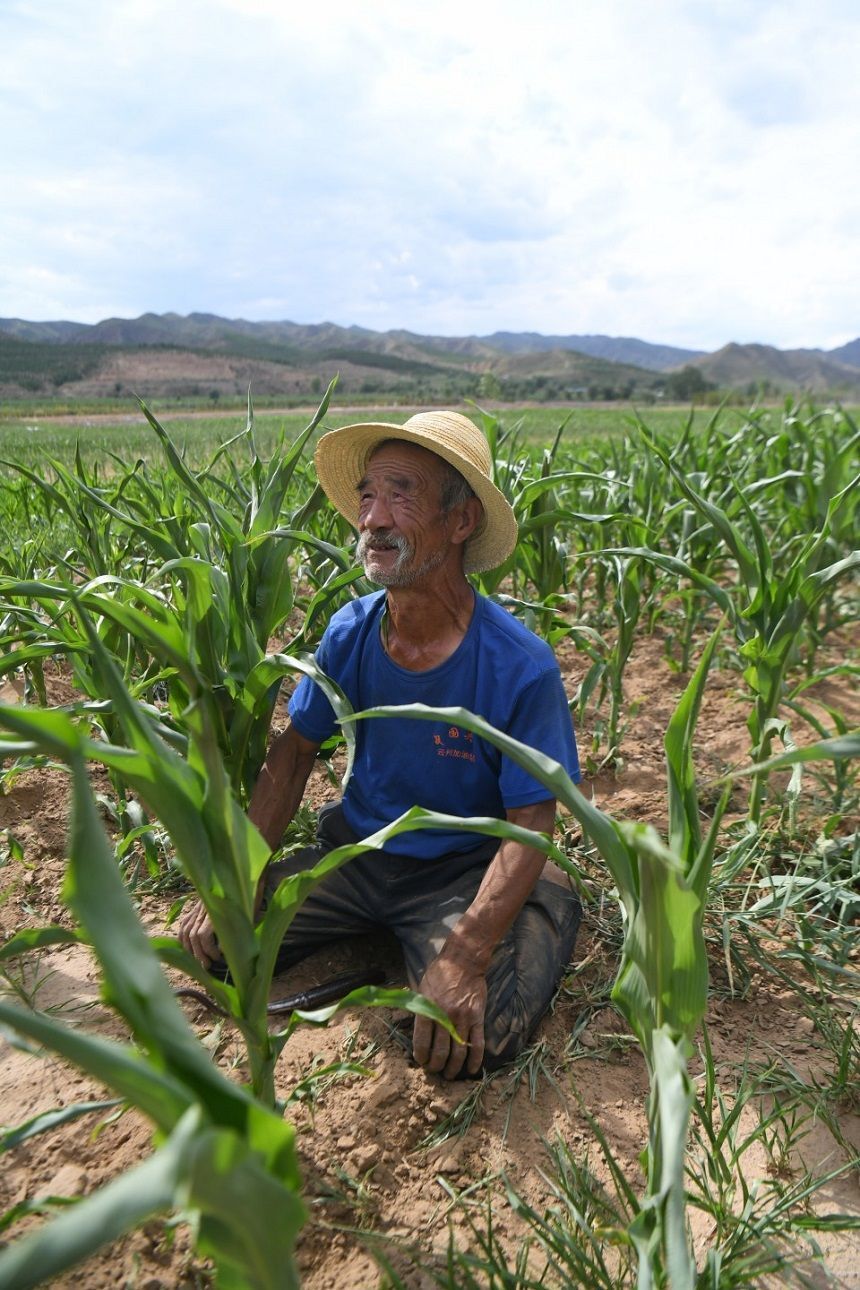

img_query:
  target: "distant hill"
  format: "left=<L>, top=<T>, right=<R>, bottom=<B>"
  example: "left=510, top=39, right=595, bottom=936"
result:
left=0, top=318, right=86, bottom=343
left=0, top=332, right=468, bottom=403
left=1, top=313, right=858, bottom=402
left=0, top=314, right=665, bottom=403
left=478, top=332, right=703, bottom=371
left=690, top=342, right=860, bottom=395
left=828, top=337, right=860, bottom=369
left=0, top=313, right=698, bottom=370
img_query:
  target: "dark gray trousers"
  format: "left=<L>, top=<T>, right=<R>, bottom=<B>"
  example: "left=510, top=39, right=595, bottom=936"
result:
left=264, top=802, right=581, bottom=1070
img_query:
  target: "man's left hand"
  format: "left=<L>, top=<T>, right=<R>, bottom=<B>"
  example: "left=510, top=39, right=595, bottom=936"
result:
left=413, top=955, right=487, bottom=1079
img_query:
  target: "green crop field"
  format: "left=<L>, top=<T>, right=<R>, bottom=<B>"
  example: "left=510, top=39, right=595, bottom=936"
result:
left=0, top=389, right=857, bottom=1288
left=0, top=401, right=726, bottom=464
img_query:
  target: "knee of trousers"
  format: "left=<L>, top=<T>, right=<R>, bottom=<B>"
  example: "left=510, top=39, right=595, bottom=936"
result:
left=482, top=1002, right=535, bottom=1070
left=481, top=887, right=582, bottom=1071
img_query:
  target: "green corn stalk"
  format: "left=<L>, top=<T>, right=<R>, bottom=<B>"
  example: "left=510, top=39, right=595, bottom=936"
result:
left=346, top=626, right=725, bottom=1289
left=604, top=418, right=859, bottom=823
left=786, top=666, right=860, bottom=816
left=469, top=406, right=627, bottom=610
left=509, top=419, right=571, bottom=603
left=0, top=563, right=357, bottom=804
left=574, top=553, right=647, bottom=767
left=0, top=597, right=459, bottom=1093
left=0, top=635, right=472, bottom=1283
left=0, top=733, right=460, bottom=1287
left=0, top=761, right=554, bottom=1288
left=508, top=473, right=640, bottom=625
left=0, top=736, right=307, bottom=1290
left=0, top=386, right=365, bottom=803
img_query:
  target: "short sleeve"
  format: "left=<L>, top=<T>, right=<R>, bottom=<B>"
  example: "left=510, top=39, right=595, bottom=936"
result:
left=498, top=667, right=580, bottom=807
left=287, top=636, right=339, bottom=744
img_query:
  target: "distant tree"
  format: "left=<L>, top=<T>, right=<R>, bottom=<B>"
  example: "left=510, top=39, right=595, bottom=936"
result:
left=664, top=366, right=714, bottom=401
left=478, top=371, right=502, bottom=400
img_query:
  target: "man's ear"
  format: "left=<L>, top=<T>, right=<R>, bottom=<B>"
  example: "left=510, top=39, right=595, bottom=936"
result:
left=449, top=497, right=484, bottom=547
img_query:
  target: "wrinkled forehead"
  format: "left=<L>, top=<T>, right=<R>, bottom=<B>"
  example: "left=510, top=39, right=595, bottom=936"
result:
left=360, top=438, right=448, bottom=489
left=365, top=437, right=444, bottom=472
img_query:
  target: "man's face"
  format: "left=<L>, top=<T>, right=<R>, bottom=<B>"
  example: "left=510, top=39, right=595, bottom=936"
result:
left=355, top=441, right=454, bottom=588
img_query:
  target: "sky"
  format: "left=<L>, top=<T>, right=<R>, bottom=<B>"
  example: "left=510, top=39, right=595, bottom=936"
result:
left=1, top=0, right=858, bottom=352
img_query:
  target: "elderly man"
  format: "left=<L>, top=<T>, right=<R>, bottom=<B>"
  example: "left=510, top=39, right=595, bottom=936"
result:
left=180, top=411, right=581, bottom=1079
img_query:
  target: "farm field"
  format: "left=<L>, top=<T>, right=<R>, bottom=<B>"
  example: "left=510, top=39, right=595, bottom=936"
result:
left=0, top=393, right=857, bottom=1288
left=0, top=401, right=723, bottom=461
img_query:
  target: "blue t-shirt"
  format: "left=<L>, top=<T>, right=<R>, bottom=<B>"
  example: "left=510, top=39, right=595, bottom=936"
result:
left=288, top=590, right=580, bottom=858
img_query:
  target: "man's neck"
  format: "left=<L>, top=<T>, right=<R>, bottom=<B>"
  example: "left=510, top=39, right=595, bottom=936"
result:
left=382, top=573, right=476, bottom=671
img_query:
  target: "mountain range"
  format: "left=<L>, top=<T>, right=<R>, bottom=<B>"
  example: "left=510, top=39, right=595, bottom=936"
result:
left=1, top=312, right=858, bottom=402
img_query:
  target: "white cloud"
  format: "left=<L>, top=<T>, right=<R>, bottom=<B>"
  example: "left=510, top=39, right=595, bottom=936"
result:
left=0, top=0, right=857, bottom=347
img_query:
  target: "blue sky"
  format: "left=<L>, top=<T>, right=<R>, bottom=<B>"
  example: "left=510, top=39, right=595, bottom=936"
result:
left=1, top=0, right=858, bottom=350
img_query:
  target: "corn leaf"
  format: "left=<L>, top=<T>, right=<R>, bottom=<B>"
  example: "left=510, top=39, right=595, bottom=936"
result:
left=0, top=1106, right=203, bottom=1290
left=1, top=1100, right=121, bottom=1152
left=63, top=750, right=256, bottom=1125
left=664, top=624, right=722, bottom=864
left=0, top=926, right=83, bottom=960
left=344, top=701, right=638, bottom=901
left=729, top=731, right=860, bottom=777
left=0, top=999, right=192, bottom=1131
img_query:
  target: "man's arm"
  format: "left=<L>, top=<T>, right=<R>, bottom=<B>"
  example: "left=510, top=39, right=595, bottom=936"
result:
left=411, top=798, right=557, bottom=1080
left=246, top=720, right=321, bottom=852
left=178, top=719, right=321, bottom=966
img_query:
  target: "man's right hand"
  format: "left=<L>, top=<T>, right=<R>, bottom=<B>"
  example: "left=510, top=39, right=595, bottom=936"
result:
left=178, top=898, right=220, bottom=969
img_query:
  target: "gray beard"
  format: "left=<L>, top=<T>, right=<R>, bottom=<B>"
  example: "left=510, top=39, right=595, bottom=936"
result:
left=356, top=530, right=446, bottom=588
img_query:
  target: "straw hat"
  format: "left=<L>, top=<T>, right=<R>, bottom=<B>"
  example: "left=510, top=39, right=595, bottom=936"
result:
left=313, top=410, right=518, bottom=574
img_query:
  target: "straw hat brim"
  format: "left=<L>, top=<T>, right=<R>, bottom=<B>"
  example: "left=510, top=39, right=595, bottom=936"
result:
left=313, top=419, right=518, bottom=574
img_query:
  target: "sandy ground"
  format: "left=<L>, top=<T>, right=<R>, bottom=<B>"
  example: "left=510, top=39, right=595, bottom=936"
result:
left=0, top=631, right=858, bottom=1287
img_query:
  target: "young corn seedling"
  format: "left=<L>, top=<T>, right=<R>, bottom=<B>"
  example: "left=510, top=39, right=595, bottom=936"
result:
left=686, top=1030, right=860, bottom=1288
left=571, top=552, right=647, bottom=768
left=470, top=408, right=636, bottom=636
left=507, top=419, right=572, bottom=604
left=607, top=417, right=859, bottom=823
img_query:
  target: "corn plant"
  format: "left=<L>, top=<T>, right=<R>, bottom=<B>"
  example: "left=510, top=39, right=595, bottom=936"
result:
left=360, top=660, right=859, bottom=1286
left=571, top=552, right=647, bottom=767
left=605, top=419, right=859, bottom=822
left=0, top=386, right=367, bottom=804
left=349, top=628, right=725, bottom=1288
left=469, top=406, right=634, bottom=631
left=0, top=610, right=468, bottom=1285
left=786, top=671, right=860, bottom=819
left=0, top=730, right=308, bottom=1289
